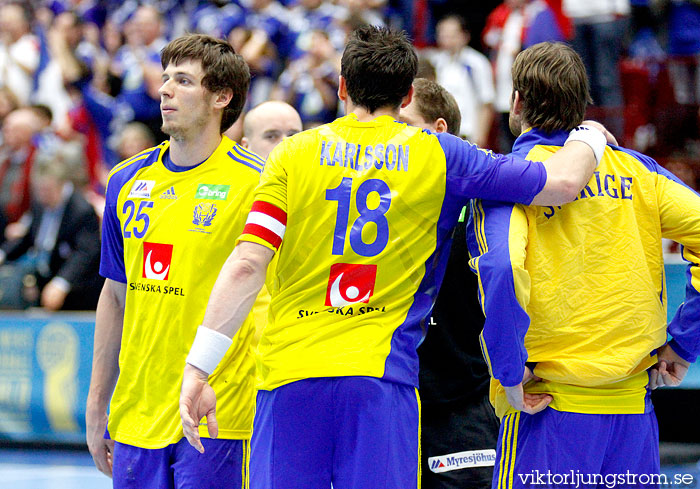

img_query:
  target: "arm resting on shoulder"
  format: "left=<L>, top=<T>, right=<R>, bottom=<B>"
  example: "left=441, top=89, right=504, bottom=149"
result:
left=530, top=140, right=597, bottom=206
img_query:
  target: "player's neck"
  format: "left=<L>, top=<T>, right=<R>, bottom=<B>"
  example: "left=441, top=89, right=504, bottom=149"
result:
left=168, top=128, right=222, bottom=167
left=348, top=104, right=400, bottom=123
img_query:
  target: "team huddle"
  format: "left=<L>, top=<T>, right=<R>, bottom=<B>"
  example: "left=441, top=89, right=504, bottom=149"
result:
left=86, top=27, right=700, bottom=489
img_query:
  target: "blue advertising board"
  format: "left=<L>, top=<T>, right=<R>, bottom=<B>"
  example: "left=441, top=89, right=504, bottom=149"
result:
left=0, top=311, right=95, bottom=444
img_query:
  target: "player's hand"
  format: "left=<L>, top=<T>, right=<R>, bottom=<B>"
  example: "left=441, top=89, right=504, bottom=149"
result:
left=180, top=363, right=218, bottom=453
left=503, top=366, right=551, bottom=415
left=648, top=344, right=690, bottom=389
left=86, top=408, right=114, bottom=477
left=581, top=120, right=618, bottom=146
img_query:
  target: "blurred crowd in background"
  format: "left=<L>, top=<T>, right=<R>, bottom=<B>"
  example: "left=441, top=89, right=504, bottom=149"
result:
left=0, top=0, right=698, bottom=311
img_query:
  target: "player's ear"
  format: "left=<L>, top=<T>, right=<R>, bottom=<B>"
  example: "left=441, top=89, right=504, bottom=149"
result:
left=214, top=88, right=233, bottom=110
left=338, top=76, right=347, bottom=102
left=400, top=85, right=414, bottom=109
left=434, top=118, right=448, bottom=134
left=511, top=90, right=522, bottom=116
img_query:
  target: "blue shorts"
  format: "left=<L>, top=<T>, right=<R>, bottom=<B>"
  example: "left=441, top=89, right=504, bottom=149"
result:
left=113, top=437, right=248, bottom=489
left=492, top=407, right=660, bottom=489
left=250, top=376, right=420, bottom=489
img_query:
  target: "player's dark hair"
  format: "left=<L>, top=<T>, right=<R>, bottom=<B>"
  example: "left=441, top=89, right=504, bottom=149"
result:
left=511, top=42, right=592, bottom=132
left=411, top=78, right=461, bottom=137
left=341, top=25, right=417, bottom=113
left=161, top=34, right=250, bottom=133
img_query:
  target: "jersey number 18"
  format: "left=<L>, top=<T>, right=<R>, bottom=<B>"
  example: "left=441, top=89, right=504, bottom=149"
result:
left=326, top=177, right=392, bottom=257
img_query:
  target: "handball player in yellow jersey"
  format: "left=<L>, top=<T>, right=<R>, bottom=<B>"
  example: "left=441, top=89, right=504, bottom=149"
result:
left=180, top=26, right=610, bottom=489
left=86, top=34, right=266, bottom=489
left=469, top=42, right=699, bottom=489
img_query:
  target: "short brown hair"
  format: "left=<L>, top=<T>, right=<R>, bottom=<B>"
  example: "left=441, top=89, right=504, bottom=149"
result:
left=411, top=78, right=461, bottom=136
left=161, top=34, right=250, bottom=133
left=511, top=42, right=592, bottom=132
left=341, top=25, right=417, bottom=113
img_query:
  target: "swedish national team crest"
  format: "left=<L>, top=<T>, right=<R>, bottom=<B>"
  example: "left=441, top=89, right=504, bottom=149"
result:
left=193, top=203, right=217, bottom=228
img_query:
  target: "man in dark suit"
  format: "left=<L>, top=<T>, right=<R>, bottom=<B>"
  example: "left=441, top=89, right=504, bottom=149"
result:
left=0, top=145, right=102, bottom=310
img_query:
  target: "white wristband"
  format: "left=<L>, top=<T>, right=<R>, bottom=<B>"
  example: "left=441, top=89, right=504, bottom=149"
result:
left=186, top=326, right=233, bottom=375
left=565, top=125, right=607, bottom=166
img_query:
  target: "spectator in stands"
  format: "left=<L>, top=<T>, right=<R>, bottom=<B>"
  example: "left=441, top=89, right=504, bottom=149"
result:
left=232, top=0, right=292, bottom=107
left=273, top=30, right=340, bottom=127
left=425, top=15, right=495, bottom=146
left=0, top=143, right=102, bottom=311
left=563, top=0, right=630, bottom=136
left=0, top=86, right=19, bottom=126
left=34, top=10, right=96, bottom=128
left=287, top=0, right=346, bottom=59
left=240, top=101, right=302, bottom=159
left=338, top=0, right=387, bottom=27
left=0, top=108, right=43, bottom=244
left=0, top=2, right=41, bottom=105
left=111, top=5, right=166, bottom=140
left=483, top=0, right=570, bottom=153
left=667, top=0, right=700, bottom=106
left=116, top=121, right=155, bottom=162
left=190, top=0, right=246, bottom=41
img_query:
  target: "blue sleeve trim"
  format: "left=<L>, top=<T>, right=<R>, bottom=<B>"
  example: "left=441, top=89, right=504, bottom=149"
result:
left=668, top=338, right=697, bottom=364
left=99, top=150, right=157, bottom=283
left=227, top=152, right=264, bottom=174
left=230, top=144, right=266, bottom=168
left=469, top=199, right=530, bottom=386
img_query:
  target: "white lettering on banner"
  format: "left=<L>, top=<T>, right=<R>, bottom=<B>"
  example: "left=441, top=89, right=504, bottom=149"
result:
left=428, top=449, right=496, bottom=473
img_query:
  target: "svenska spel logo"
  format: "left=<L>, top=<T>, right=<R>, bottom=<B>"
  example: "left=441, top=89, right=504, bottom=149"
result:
left=325, top=263, right=377, bottom=307
left=142, top=242, right=173, bottom=280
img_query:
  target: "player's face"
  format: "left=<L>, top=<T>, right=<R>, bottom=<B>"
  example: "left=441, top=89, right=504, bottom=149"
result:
left=246, top=110, right=302, bottom=159
left=159, top=60, right=213, bottom=142
left=399, top=101, right=436, bottom=132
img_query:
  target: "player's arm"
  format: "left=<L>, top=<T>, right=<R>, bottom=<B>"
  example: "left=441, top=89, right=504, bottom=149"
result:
left=86, top=278, right=126, bottom=478
left=442, top=123, right=611, bottom=206
left=648, top=163, right=700, bottom=387
left=467, top=200, right=550, bottom=414
left=531, top=122, right=615, bottom=205
left=180, top=142, right=287, bottom=452
left=180, top=241, right=274, bottom=453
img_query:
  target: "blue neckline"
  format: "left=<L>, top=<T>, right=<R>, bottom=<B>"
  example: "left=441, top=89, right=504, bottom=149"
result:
left=162, top=148, right=207, bottom=172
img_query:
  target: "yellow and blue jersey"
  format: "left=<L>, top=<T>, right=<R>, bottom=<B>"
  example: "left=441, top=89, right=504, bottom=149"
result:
left=100, top=137, right=266, bottom=448
left=237, top=113, right=548, bottom=391
left=468, top=128, right=700, bottom=418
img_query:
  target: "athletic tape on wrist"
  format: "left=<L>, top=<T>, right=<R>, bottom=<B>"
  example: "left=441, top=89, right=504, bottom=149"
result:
left=186, top=326, right=233, bottom=375
left=565, top=125, right=607, bottom=166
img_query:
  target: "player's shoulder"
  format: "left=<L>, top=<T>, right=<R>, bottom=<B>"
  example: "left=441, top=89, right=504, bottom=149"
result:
left=605, top=144, right=660, bottom=174
left=106, top=143, right=166, bottom=194
left=221, top=138, right=266, bottom=176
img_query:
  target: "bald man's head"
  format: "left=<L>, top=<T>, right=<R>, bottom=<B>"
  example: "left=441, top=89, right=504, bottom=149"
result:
left=241, top=101, right=303, bottom=159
